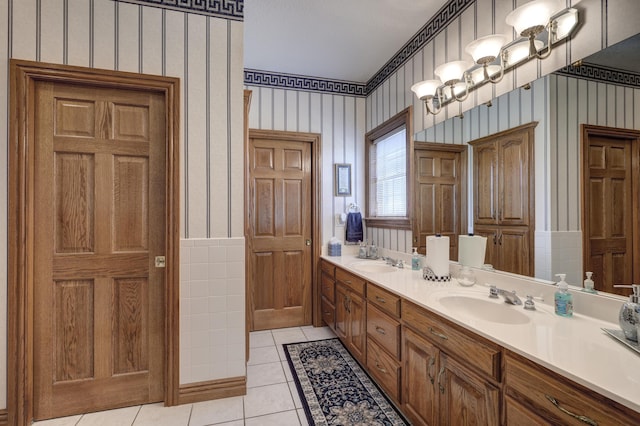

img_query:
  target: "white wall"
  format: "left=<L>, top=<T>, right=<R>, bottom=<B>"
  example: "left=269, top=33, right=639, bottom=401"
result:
left=1, top=0, right=246, bottom=401
left=245, top=85, right=367, bottom=248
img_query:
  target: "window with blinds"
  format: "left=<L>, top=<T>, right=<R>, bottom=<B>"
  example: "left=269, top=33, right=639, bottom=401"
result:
left=370, top=127, right=406, bottom=217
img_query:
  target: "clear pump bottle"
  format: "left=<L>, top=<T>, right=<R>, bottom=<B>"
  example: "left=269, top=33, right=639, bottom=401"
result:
left=554, top=273, right=573, bottom=317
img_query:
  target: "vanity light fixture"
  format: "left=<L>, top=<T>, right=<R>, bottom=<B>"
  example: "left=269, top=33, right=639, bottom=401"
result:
left=411, top=0, right=579, bottom=116
left=410, top=79, right=443, bottom=115
left=434, top=60, right=472, bottom=101
left=465, top=34, right=507, bottom=82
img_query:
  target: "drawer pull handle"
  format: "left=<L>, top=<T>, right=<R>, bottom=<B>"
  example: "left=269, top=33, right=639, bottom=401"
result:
left=430, top=327, right=448, bottom=340
left=375, top=361, right=388, bottom=374
left=437, top=366, right=446, bottom=394
left=345, top=280, right=352, bottom=284
left=545, top=395, right=598, bottom=426
left=427, top=357, right=435, bottom=384
left=375, top=326, right=386, bottom=335
left=375, top=296, right=386, bottom=303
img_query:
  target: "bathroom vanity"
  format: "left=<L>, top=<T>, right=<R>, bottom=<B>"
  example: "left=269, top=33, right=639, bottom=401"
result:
left=319, top=254, right=640, bottom=425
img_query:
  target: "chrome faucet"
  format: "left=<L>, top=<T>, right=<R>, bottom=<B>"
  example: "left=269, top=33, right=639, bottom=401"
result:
left=489, top=285, right=522, bottom=305
left=382, top=257, right=404, bottom=268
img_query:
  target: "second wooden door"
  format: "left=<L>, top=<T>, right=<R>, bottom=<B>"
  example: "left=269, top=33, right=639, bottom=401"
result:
left=247, top=131, right=313, bottom=330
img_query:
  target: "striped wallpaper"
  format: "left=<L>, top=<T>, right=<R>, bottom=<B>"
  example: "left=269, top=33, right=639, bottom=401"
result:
left=1, top=0, right=245, bottom=403
left=244, top=85, right=367, bottom=246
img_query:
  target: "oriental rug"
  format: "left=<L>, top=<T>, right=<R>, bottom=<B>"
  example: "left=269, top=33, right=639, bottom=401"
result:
left=284, top=338, right=409, bottom=426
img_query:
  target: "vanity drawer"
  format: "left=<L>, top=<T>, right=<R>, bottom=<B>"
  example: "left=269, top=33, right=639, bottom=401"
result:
left=505, top=352, right=639, bottom=426
left=367, top=338, right=401, bottom=402
left=367, top=283, right=401, bottom=318
left=321, top=272, right=335, bottom=303
left=321, top=297, right=335, bottom=329
left=402, top=300, right=501, bottom=381
left=335, top=268, right=365, bottom=295
left=320, top=259, right=335, bottom=277
left=367, top=304, right=400, bottom=359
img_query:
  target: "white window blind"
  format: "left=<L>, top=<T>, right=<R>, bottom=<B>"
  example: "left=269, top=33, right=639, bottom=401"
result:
left=370, top=127, right=406, bottom=217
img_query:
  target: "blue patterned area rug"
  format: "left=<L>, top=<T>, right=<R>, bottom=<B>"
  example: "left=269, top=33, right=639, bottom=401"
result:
left=284, top=338, right=409, bottom=426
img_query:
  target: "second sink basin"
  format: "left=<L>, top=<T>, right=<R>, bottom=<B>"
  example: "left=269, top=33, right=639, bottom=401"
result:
left=348, top=261, right=397, bottom=274
left=438, top=295, right=531, bottom=325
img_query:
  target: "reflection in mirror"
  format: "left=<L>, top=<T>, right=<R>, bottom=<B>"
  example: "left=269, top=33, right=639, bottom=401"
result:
left=413, top=33, right=640, bottom=295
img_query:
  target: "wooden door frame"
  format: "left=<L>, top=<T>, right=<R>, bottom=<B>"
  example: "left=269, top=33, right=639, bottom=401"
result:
left=244, top=129, right=322, bottom=330
left=412, top=141, right=468, bottom=252
left=8, top=60, right=181, bottom=425
left=581, top=124, right=640, bottom=285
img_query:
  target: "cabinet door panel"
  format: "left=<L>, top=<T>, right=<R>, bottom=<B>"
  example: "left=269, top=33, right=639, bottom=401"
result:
left=335, top=284, right=348, bottom=340
left=505, top=395, right=550, bottom=426
left=348, top=293, right=366, bottom=364
left=473, top=143, right=498, bottom=224
left=402, top=327, right=439, bottom=426
left=499, top=227, right=531, bottom=276
left=439, top=354, right=500, bottom=426
left=499, top=134, right=530, bottom=225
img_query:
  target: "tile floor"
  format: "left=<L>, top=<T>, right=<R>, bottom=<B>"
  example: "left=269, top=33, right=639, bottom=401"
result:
left=33, top=326, right=336, bottom=426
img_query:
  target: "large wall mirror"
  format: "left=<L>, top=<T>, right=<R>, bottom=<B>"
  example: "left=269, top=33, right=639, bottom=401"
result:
left=413, top=32, right=640, bottom=295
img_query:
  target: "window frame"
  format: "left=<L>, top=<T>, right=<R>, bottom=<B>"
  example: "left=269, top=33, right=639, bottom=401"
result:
left=364, top=107, right=413, bottom=230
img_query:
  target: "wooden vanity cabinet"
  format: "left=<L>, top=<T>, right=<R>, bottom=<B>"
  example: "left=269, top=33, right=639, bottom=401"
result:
left=366, top=284, right=402, bottom=402
left=319, top=260, right=336, bottom=330
left=402, top=300, right=502, bottom=426
left=505, top=351, right=639, bottom=426
left=335, top=268, right=366, bottom=364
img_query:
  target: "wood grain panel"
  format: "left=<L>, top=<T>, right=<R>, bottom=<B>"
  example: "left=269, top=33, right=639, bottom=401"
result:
left=283, top=149, right=302, bottom=170
left=254, top=147, right=274, bottom=169
left=283, top=251, right=303, bottom=306
left=113, top=278, right=148, bottom=374
left=283, top=180, right=302, bottom=236
left=473, top=143, right=497, bottom=223
left=55, top=153, right=95, bottom=253
left=500, top=138, right=528, bottom=224
left=255, top=179, right=275, bottom=237
left=113, top=156, right=149, bottom=251
left=55, top=99, right=95, bottom=137
left=253, top=252, right=274, bottom=310
left=112, top=103, right=150, bottom=142
left=54, top=280, right=94, bottom=382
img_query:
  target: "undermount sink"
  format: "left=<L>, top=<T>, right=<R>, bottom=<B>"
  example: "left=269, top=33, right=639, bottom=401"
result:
left=348, top=261, right=397, bottom=274
left=438, top=295, right=531, bottom=325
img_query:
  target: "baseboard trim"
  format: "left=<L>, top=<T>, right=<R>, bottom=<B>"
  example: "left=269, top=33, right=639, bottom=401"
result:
left=178, top=376, right=246, bottom=405
left=0, top=409, right=7, bottom=426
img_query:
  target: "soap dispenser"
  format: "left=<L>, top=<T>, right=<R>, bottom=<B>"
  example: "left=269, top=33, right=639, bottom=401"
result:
left=554, top=274, right=573, bottom=317
left=613, top=284, right=640, bottom=342
left=582, top=271, right=597, bottom=294
left=411, top=247, right=422, bottom=270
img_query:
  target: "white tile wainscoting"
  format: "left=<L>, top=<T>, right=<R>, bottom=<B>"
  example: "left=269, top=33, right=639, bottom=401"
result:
left=180, top=238, right=246, bottom=385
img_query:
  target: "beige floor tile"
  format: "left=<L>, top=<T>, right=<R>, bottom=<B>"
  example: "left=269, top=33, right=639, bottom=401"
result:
left=133, top=402, right=192, bottom=426
left=247, top=361, right=286, bottom=388
left=297, top=409, right=310, bottom=426
left=287, top=381, right=303, bottom=409
left=245, top=410, right=301, bottom=426
left=243, top=383, right=295, bottom=418
left=271, top=328, right=307, bottom=346
left=210, top=421, right=243, bottom=426
left=301, top=326, right=336, bottom=341
left=77, top=406, right=141, bottom=426
left=249, top=330, right=274, bottom=348
left=248, top=345, right=280, bottom=365
left=32, top=415, right=83, bottom=426
left=189, top=396, right=244, bottom=426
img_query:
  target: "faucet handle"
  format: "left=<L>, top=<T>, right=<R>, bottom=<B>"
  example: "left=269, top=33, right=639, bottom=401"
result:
left=524, top=295, right=536, bottom=310
left=489, top=285, right=499, bottom=299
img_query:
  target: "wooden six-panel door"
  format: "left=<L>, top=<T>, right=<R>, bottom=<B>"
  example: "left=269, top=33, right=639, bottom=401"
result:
left=582, top=125, right=640, bottom=295
left=247, top=132, right=312, bottom=330
left=412, top=143, right=466, bottom=258
left=32, top=81, right=166, bottom=419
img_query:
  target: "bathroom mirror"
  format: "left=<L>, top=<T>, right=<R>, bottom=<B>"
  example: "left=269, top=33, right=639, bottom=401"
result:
left=412, top=32, right=640, bottom=291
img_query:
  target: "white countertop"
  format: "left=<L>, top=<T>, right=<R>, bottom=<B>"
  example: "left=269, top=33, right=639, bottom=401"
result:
left=322, top=253, right=640, bottom=413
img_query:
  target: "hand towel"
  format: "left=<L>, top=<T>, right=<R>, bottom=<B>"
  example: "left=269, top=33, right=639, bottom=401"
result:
left=345, top=212, right=363, bottom=243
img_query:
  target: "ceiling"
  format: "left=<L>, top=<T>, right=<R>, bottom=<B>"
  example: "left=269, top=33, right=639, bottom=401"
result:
left=243, top=0, right=450, bottom=82
left=582, top=33, right=640, bottom=73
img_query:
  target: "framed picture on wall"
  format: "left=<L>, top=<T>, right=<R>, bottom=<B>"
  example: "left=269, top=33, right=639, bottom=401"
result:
left=334, top=163, right=352, bottom=196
